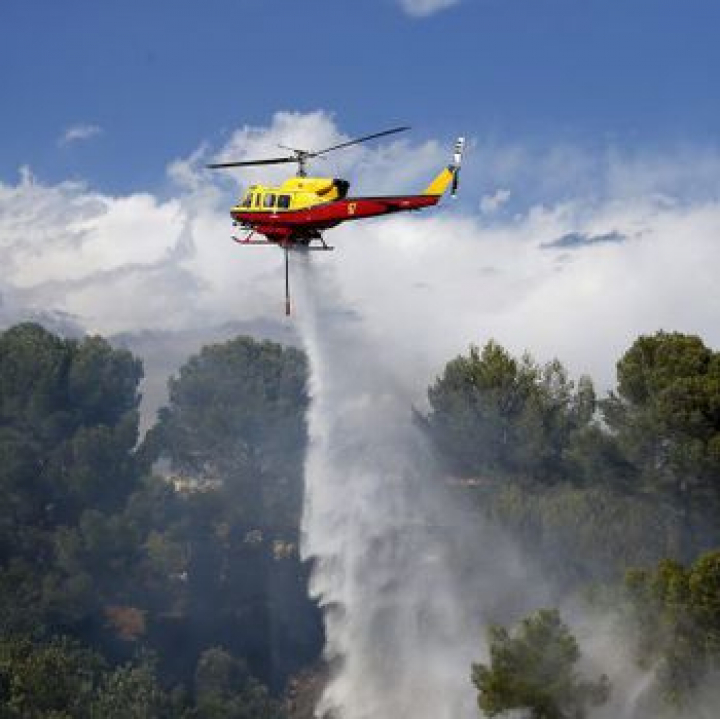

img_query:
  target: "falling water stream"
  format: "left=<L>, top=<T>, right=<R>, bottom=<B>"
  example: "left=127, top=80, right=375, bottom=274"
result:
left=289, top=245, right=720, bottom=719
left=295, top=257, right=537, bottom=719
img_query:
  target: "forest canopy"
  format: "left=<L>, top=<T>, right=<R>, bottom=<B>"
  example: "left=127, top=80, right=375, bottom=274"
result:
left=0, top=324, right=318, bottom=718
left=1, top=323, right=719, bottom=716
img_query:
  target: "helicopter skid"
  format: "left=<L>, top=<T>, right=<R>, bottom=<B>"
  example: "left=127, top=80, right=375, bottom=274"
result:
left=232, top=235, right=334, bottom=251
left=231, top=235, right=274, bottom=245
left=292, top=244, right=334, bottom=252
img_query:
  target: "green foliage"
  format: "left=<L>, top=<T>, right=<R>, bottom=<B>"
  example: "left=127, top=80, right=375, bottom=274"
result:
left=42, top=509, right=145, bottom=625
left=472, top=609, right=610, bottom=718
left=433, top=333, right=720, bottom=591
left=625, top=550, right=720, bottom=703
left=89, top=660, right=172, bottom=719
left=0, top=634, right=288, bottom=719
left=0, top=323, right=142, bottom=441
left=689, top=552, right=720, bottom=652
left=146, top=335, right=308, bottom=529
left=603, top=331, right=720, bottom=554
left=0, top=635, right=104, bottom=718
left=0, top=324, right=312, bottom=714
left=426, top=341, right=596, bottom=482
left=193, top=647, right=285, bottom=719
left=0, top=324, right=145, bottom=639
left=486, top=483, right=681, bottom=587
left=0, top=323, right=142, bottom=532
left=67, top=336, right=143, bottom=428
left=136, top=336, right=321, bottom=693
left=6, top=320, right=719, bottom=716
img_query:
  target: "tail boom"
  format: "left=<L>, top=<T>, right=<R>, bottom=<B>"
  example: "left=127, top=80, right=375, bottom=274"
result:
left=423, top=164, right=459, bottom=197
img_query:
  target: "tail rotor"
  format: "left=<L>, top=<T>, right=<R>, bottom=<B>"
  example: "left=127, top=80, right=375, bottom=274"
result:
left=451, top=137, right=465, bottom=198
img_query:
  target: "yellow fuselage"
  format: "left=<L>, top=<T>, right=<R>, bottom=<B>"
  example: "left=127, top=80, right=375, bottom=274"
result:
left=231, top=177, right=345, bottom=214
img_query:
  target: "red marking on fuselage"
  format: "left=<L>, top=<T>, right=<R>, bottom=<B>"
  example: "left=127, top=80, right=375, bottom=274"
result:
left=231, top=195, right=440, bottom=244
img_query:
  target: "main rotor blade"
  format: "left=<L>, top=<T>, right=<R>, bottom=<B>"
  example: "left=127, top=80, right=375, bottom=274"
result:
left=206, top=126, right=410, bottom=169
left=206, top=157, right=296, bottom=169
left=311, top=126, right=410, bottom=157
left=277, top=144, right=305, bottom=154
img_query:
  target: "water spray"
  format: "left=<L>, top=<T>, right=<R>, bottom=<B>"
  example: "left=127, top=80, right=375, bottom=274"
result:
left=294, top=258, right=543, bottom=719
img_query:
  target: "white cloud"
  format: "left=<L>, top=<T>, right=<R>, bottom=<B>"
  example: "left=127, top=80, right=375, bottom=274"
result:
left=3, top=111, right=720, bottom=398
left=480, top=188, right=511, bottom=214
left=59, top=123, right=103, bottom=146
left=397, top=0, right=462, bottom=18
left=317, top=196, right=720, bottom=395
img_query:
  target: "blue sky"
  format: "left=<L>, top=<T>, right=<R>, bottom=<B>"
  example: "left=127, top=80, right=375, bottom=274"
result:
left=3, top=0, right=720, bottom=391
left=2, top=0, right=719, bottom=192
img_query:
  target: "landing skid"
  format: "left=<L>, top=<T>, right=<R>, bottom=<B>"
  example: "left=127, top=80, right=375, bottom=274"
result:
left=232, top=232, right=274, bottom=246
left=296, top=244, right=335, bottom=252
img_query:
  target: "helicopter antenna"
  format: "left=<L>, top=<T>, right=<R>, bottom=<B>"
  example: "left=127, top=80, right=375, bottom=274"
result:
left=206, top=126, right=410, bottom=177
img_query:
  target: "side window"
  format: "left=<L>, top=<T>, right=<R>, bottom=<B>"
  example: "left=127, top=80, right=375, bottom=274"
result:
left=277, top=194, right=291, bottom=210
left=263, top=194, right=276, bottom=209
left=254, top=193, right=262, bottom=208
left=241, top=193, right=252, bottom=208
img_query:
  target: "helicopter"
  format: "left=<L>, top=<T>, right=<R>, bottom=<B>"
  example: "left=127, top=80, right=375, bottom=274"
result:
left=207, top=126, right=465, bottom=315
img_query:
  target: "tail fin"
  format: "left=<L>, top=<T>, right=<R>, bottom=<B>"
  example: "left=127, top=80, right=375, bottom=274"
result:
left=423, top=137, right=465, bottom=197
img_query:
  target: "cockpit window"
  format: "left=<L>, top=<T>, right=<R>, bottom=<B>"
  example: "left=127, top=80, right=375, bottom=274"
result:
left=277, top=194, right=291, bottom=210
left=254, top=193, right=262, bottom=208
left=263, top=194, right=276, bottom=209
left=241, top=192, right=252, bottom=208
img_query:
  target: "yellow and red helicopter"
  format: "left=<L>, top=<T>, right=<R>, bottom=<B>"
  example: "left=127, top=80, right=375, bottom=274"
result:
left=208, top=127, right=465, bottom=314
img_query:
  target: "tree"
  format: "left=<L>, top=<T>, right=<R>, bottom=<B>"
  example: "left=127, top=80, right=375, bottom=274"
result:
left=89, top=660, right=173, bottom=719
left=486, top=483, right=680, bottom=588
left=0, top=324, right=145, bottom=639
left=603, top=332, right=720, bottom=556
left=471, top=609, right=610, bottom=719
left=193, top=647, right=285, bottom=719
left=0, top=323, right=143, bottom=530
left=625, top=550, right=720, bottom=704
left=426, top=341, right=595, bottom=481
left=42, top=509, right=145, bottom=627
left=0, top=635, right=104, bottom=717
left=145, top=336, right=308, bottom=529
left=0, top=324, right=315, bottom=710
left=140, top=336, right=321, bottom=692
left=689, top=551, right=720, bottom=654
